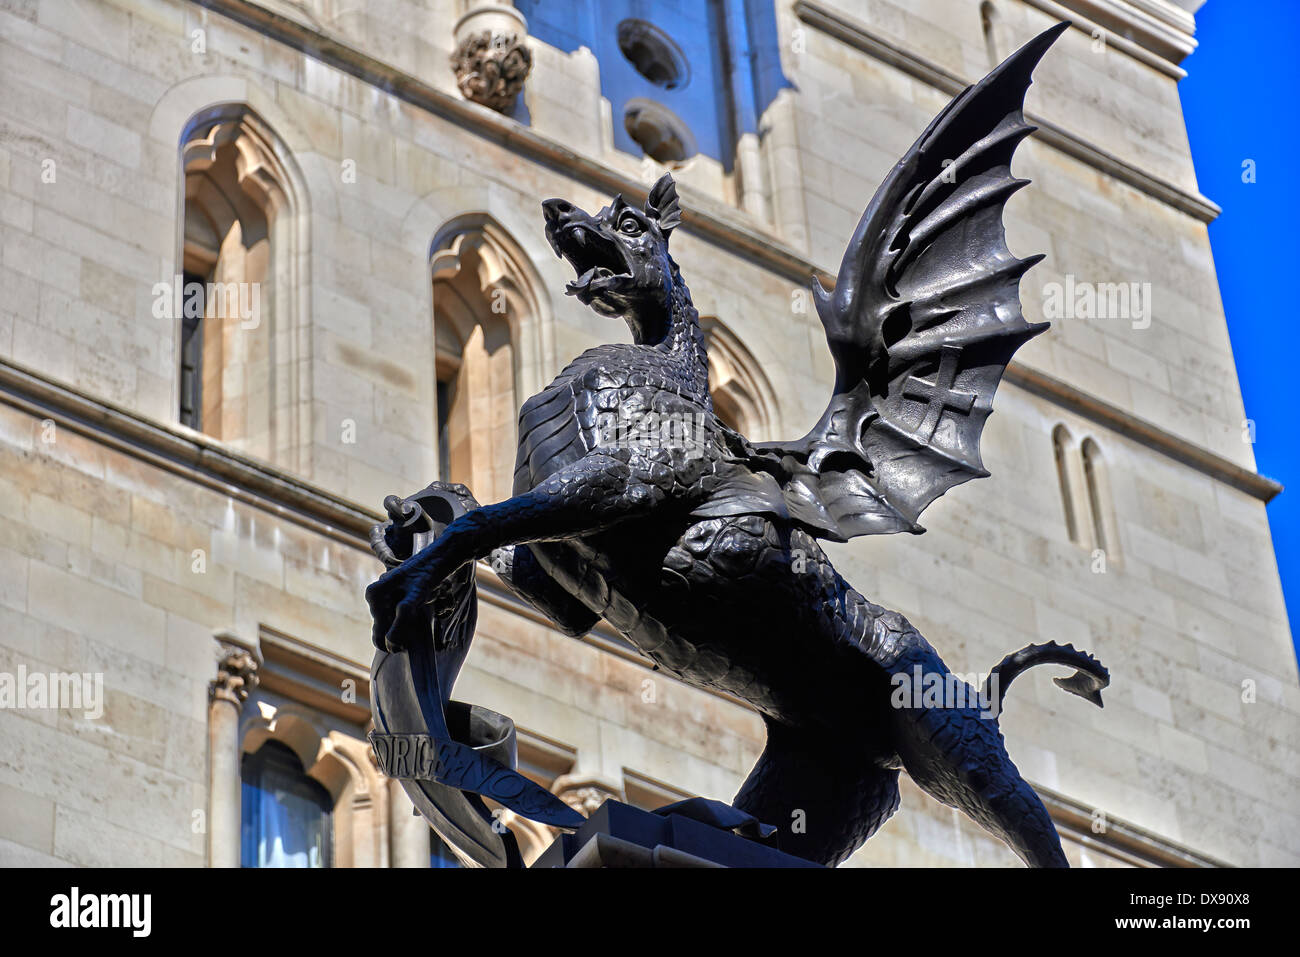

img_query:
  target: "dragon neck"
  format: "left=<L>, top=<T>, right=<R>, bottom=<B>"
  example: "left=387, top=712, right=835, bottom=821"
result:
left=651, top=263, right=712, bottom=406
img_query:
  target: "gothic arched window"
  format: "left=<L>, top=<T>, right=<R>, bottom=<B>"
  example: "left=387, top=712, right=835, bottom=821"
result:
left=1051, top=424, right=1121, bottom=563
left=240, top=739, right=333, bottom=868
left=980, top=1, right=1002, bottom=68
left=1081, top=438, right=1119, bottom=562
left=430, top=218, right=544, bottom=503
left=700, top=317, right=776, bottom=441
left=178, top=105, right=307, bottom=470
left=1052, top=424, right=1083, bottom=545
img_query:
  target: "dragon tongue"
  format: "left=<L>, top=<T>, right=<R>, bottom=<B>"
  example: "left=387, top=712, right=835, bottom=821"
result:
left=566, top=266, right=598, bottom=296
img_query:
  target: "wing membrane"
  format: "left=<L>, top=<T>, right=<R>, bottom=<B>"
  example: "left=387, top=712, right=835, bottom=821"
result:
left=756, top=23, right=1066, bottom=540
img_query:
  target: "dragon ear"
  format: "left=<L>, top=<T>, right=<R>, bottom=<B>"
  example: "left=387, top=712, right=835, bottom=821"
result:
left=644, top=173, right=682, bottom=235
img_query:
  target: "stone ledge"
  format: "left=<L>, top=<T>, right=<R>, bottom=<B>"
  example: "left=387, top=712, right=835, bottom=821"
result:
left=1, top=351, right=1278, bottom=542
left=0, top=356, right=381, bottom=545
left=1006, top=363, right=1282, bottom=503
left=793, top=0, right=1220, bottom=223
left=1038, top=782, right=1231, bottom=868
left=1043, top=0, right=1198, bottom=66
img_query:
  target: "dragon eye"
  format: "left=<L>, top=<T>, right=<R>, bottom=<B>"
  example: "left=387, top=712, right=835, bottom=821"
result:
left=618, top=215, right=643, bottom=235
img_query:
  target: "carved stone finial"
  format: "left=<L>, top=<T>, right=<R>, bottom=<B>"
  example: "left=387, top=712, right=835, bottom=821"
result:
left=552, top=774, right=625, bottom=818
left=210, top=645, right=260, bottom=706
left=451, top=29, right=532, bottom=112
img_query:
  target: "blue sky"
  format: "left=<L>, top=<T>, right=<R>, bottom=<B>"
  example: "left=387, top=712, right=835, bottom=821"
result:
left=1179, top=0, right=1300, bottom=667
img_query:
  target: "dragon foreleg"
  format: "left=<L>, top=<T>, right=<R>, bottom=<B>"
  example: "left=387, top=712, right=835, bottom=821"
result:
left=367, top=483, right=598, bottom=640
left=367, top=453, right=668, bottom=651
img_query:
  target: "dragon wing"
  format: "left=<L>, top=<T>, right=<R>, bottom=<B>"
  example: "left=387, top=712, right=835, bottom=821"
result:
left=755, top=23, right=1066, bottom=541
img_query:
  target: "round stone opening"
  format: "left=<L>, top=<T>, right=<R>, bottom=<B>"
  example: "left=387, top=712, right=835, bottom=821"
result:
left=617, top=19, right=689, bottom=90
left=622, top=99, right=696, bottom=166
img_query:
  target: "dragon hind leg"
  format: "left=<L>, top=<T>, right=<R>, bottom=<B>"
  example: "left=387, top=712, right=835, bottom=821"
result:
left=733, top=716, right=901, bottom=867
left=780, top=527, right=1071, bottom=865
left=887, top=643, right=1068, bottom=868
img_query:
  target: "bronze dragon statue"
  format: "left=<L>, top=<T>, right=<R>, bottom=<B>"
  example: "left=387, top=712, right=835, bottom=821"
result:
left=364, top=22, right=1109, bottom=867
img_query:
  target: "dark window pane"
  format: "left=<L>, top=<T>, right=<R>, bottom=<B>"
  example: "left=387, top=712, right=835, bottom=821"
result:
left=436, top=376, right=454, bottom=483
left=179, top=271, right=205, bottom=429
left=241, top=739, right=332, bottom=868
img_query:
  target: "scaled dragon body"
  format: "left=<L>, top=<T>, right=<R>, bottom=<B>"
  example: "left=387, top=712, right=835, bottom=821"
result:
left=366, top=24, right=1109, bottom=867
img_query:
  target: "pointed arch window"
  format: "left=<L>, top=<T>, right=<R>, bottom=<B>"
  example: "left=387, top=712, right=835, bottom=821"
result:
left=700, top=317, right=776, bottom=441
left=980, top=1, right=1002, bottom=68
left=241, top=739, right=333, bottom=868
left=178, top=105, right=307, bottom=470
left=1081, top=438, right=1119, bottom=561
left=435, top=320, right=464, bottom=485
left=1052, top=424, right=1083, bottom=546
left=431, top=218, right=547, bottom=502
left=431, top=247, right=515, bottom=499
left=1052, top=424, right=1120, bottom=562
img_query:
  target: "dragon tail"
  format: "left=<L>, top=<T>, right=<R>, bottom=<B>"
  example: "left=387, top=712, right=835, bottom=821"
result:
left=983, top=641, right=1110, bottom=710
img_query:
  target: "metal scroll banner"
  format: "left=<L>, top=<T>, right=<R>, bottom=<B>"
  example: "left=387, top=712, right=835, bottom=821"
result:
left=368, top=484, right=584, bottom=868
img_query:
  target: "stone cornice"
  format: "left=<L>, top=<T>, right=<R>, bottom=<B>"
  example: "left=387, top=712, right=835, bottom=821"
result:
left=1006, top=364, right=1282, bottom=503
left=1039, top=0, right=1198, bottom=67
left=253, top=624, right=374, bottom=725
left=0, top=356, right=382, bottom=547
left=1036, top=782, right=1231, bottom=868
left=792, top=0, right=1220, bottom=223
left=0, top=349, right=1277, bottom=586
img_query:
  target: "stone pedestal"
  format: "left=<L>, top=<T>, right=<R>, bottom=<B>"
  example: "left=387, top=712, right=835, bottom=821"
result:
left=531, top=800, right=820, bottom=868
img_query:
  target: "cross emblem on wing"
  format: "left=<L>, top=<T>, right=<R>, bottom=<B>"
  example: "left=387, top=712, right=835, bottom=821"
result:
left=902, top=345, right=976, bottom=442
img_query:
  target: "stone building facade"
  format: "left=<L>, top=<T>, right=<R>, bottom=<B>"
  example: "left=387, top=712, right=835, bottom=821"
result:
left=0, top=0, right=1295, bottom=868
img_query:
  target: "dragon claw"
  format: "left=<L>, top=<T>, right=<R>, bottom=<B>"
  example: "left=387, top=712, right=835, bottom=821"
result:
left=382, top=599, right=424, bottom=653
left=367, top=567, right=421, bottom=652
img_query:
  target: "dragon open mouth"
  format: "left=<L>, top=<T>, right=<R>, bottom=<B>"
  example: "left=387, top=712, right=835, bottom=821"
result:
left=548, top=224, right=632, bottom=302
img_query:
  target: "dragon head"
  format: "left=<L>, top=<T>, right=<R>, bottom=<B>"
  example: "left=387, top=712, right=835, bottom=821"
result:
left=542, top=174, right=683, bottom=343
